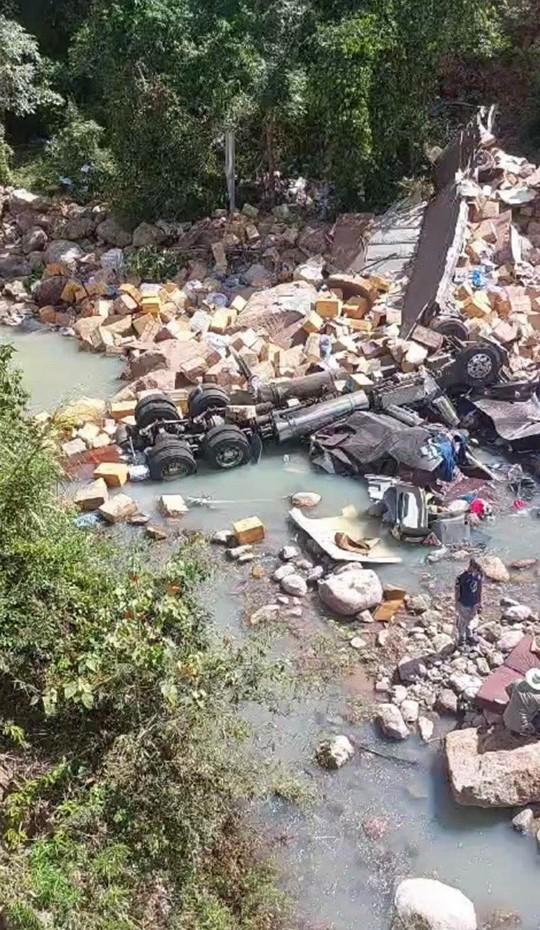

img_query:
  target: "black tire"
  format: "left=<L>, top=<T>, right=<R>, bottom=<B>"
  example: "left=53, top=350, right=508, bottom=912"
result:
left=431, top=317, right=469, bottom=340
left=188, top=384, right=229, bottom=419
left=456, top=343, right=503, bottom=387
left=202, top=424, right=251, bottom=470
left=147, top=437, right=197, bottom=481
left=135, top=393, right=180, bottom=430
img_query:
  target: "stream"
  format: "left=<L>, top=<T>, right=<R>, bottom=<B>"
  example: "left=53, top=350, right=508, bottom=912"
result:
left=4, top=325, right=540, bottom=929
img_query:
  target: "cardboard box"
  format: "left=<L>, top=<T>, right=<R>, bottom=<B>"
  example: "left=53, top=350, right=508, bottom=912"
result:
left=315, top=297, right=342, bottom=319
left=233, top=516, right=265, bottom=545
left=93, top=462, right=129, bottom=488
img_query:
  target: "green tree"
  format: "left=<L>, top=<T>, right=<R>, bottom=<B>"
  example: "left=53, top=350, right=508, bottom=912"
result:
left=0, top=14, right=60, bottom=181
left=0, top=344, right=285, bottom=930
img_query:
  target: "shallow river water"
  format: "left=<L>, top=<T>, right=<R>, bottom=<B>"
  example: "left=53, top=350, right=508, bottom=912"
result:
left=4, top=326, right=540, bottom=930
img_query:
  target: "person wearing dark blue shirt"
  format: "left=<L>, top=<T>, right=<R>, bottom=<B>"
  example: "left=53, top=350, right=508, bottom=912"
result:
left=455, top=559, right=483, bottom=645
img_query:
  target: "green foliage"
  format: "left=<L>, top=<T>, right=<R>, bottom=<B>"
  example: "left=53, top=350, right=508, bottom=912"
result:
left=0, top=346, right=286, bottom=930
left=4, top=0, right=537, bottom=218
left=41, top=102, right=114, bottom=200
left=125, top=246, right=180, bottom=282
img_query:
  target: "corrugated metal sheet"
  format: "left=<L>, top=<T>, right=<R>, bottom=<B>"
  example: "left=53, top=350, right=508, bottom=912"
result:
left=364, top=197, right=427, bottom=279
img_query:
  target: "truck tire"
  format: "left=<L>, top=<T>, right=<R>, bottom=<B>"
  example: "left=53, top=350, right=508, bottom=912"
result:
left=147, top=437, right=197, bottom=481
left=135, top=393, right=180, bottom=430
left=456, top=343, right=502, bottom=387
left=203, top=424, right=251, bottom=470
left=431, top=317, right=469, bottom=341
left=188, top=384, right=229, bottom=419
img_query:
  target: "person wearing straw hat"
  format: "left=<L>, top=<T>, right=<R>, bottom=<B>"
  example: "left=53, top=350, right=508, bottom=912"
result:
left=503, top=669, right=540, bottom=737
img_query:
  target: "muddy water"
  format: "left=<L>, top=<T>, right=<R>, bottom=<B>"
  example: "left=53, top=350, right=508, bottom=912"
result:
left=0, top=326, right=122, bottom=409
left=8, top=327, right=540, bottom=930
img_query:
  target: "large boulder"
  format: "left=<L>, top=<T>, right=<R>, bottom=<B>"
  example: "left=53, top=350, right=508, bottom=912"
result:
left=96, top=217, right=132, bottom=248
left=34, top=275, right=69, bottom=307
left=44, top=239, right=83, bottom=269
left=446, top=727, right=540, bottom=807
left=8, top=188, right=49, bottom=214
left=235, top=280, right=317, bottom=333
left=478, top=556, right=510, bottom=583
left=132, top=222, right=166, bottom=248
left=318, top=564, right=383, bottom=617
left=393, top=878, right=477, bottom=930
left=0, top=252, right=31, bottom=278
left=61, top=211, right=97, bottom=240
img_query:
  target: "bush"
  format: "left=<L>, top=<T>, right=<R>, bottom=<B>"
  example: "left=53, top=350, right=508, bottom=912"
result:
left=125, top=246, right=181, bottom=282
left=0, top=345, right=286, bottom=930
left=41, top=103, right=114, bottom=200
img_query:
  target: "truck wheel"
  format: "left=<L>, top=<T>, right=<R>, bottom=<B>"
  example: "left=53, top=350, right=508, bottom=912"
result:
left=147, top=438, right=197, bottom=481
left=188, top=384, right=229, bottom=419
left=203, top=424, right=251, bottom=470
left=431, top=317, right=469, bottom=340
left=457, top=344, right=502, bottom=387
left=135, top=394, right=180, bottom=430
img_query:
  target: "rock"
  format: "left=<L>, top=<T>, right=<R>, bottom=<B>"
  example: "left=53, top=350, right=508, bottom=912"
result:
left=499, top=630, right=524, bottom=652
left=74, top=478, right=108, bottom=512
left=9, top=188, right=48, bottom=213
left=318, top=565, right=383, bottom=617
left=361, top=816, right=389, bottom=840
left=449, top=673, right=482, bottom=699
left=432, top=632, right=454, bottom=654
left=512, top=808, right=534, bottom=834
left=446, top=727, right=540, bottom=807
left=0, top=252, right=31, bottom=277
left=435, top=689, right=459, bottom=716
left=44, top=239, right=83, bottom=269
left=479, top=556, right=510, bottom=583
left=34, top=274, right=69, bottom=307
left=377, top=703, right=409, bottom=740
left=273, top=563, right=296, bottom=582
left=99, top=494, right=138, bottom=524
left=399, top=656, right=428, bottom=684
left=510, top=558, right=536, bottom=570
left=405, top=593, right=431, bottom=614
left=129, top=513, right=150, bottom=526
left=227, top=545, right=253, bottom=561
left=280, top=574, right=307, bottom=597
left=62, top=213, right=96, bottom=240
left=146, top=524, right=168, bottom=541
left=306, top=565, right=324, bottom=584
left=418, top=716, right=434, bottom=742
left=503, top=604, right=532, bottom=622
left=211, top=529, right=235, bottom=545
left=316, top=735, right=354, bottom=770
left=350, top=636, right=367, bottom=650
left=159, top=495, right=188, bottom=517
left=293, top=257, right=325, bottom=287
left=96, top=217, right=132, bottom=247
left=401, top=699, right=420, bottom=723
left=249, top=605, right=280, bottom=626
left=358, top=609, right=375, bottom=623
left=291, top=491, right=321, bottom=508
left=280, top=545, right=300, bottom=561
left=394, top=878, right=477, bottom=930
left=243, top=263, right=274, bottom=287
left=132, top=222, right=165, bottom=247
left=392, top=685, right=408, bottom=705
left=22, top=227, right=47, bottom=253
